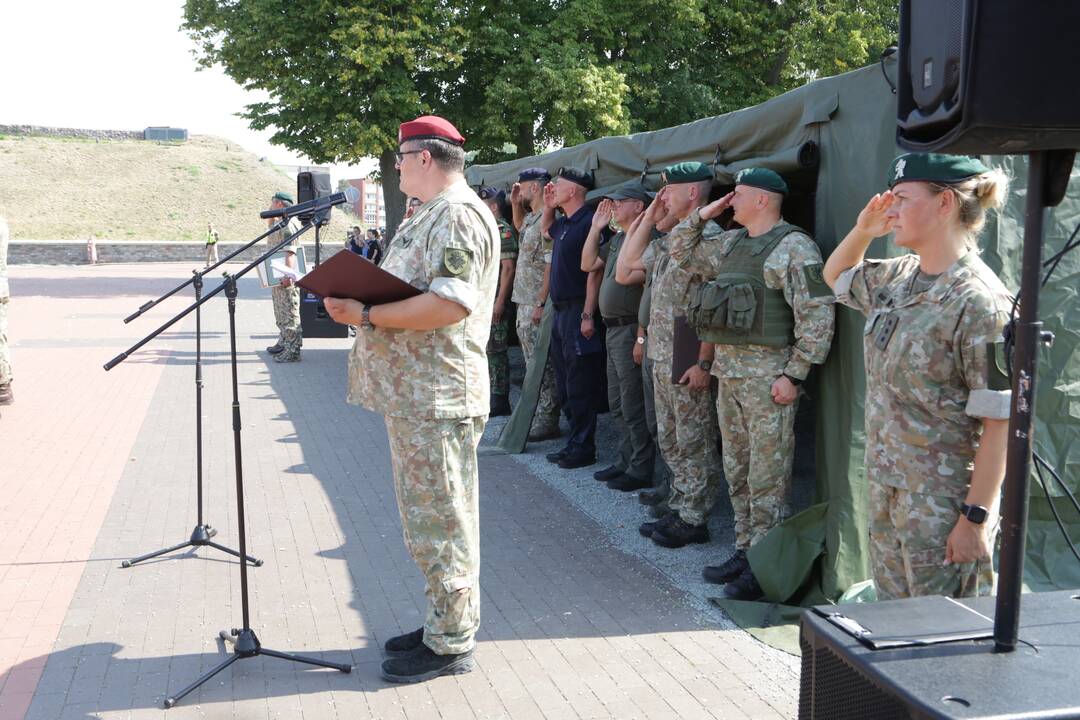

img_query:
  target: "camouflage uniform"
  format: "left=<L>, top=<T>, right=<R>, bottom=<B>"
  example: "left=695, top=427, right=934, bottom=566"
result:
left=268, top=219, right=302, bottom=359
left=641, top=234, right=721, bottom=527
left=668, top=210, right=835, bottom=547
left=347, top=181, right=498, bottom=654
left=511, top=208, right=560, bottom=434
left=0, top=216, right=11, bottom=387
left=835, top=252, right=1012, bottom=600
left=487, top=218, right=518, bottom=397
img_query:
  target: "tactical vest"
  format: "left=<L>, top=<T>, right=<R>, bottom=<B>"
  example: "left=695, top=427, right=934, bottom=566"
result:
left=688, top=222, right=802, bottom=347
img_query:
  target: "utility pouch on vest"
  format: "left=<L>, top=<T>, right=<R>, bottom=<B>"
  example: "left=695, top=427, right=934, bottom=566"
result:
left=689, top=282, right=729, bottom=334
left=727, top=283, right=757, bottom=331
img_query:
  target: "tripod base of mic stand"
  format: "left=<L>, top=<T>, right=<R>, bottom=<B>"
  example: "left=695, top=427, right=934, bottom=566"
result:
left=121, top=524, right=263, bottom=568
left=163, top=628, right=353, bottom=708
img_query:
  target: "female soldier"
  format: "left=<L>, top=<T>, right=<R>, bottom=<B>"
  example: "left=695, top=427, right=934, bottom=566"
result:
left=823, top=153, right=1013, bottom=600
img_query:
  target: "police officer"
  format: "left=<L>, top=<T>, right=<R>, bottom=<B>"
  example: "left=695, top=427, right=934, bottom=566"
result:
left=617, top=162, right=722, bottom=549
left=0, top=215, right=12, bottom=406
left=542, top=167, right=607, bottom=468
left=824, top=153, right=1012, bottom=600
left=477, top=186, right=518, bottom=416
left=205, top=222, right=219, bottom=267
left=581, top=182, right=656, bottom=491
left=264, top=192, right=303, bottom=363
left=324, top=115, right=498, bottom=682
left=668, top=167, right=836, bottom=599
left=509, top=168, right=562, bottom=440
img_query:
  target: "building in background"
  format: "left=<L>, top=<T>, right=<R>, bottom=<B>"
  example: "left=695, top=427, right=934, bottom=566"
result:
left=345, top=178, right=386, bottom=229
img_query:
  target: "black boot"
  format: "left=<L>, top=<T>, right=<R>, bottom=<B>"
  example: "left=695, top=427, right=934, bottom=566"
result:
left=490, top=394, right=511, bottom=417
left=593, top=465, right=623, bottom=482
left=383, top=628, right=424, bottom=657
left=722, top=567, right=764, bottom=601
left=546, top=446, right=572, bottom=463
left=381, top=644, right=475, bottom=683
left=650, top=517, right=710, bottom=548
left=608, top=474, right=651, bottom=492
left=266, top=343, right=284, bottom=354
left=638, top=511, right=674, bottom=538
left=703, top=550, right=749, bottom=585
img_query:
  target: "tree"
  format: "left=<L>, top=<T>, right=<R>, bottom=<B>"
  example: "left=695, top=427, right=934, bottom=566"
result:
left=183, top=0, right=898, bottom=235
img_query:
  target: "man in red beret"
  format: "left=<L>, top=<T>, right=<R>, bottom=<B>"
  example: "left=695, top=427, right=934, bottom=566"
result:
left=324, top=115, right=498, bottom=683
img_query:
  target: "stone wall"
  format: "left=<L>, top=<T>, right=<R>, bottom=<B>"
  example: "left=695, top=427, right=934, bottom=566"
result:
left=0, top=125, right=143, bottom=141
left=10, top=241, right=334, bottom=266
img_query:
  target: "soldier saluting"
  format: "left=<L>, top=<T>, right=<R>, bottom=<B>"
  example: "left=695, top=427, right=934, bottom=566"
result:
left=324, top=115, right=499, bottom=682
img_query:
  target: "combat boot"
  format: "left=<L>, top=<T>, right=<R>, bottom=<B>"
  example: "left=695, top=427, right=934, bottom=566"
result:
left=266, top=343, right=284, bottom=354
left=638, top=511, right=675, bottom=538
left=703, top=549, right=749, bottom=585
left=384, top=627, right=424, bottom=657
left=722, top=567, right=764, bottom=601
left=593, top=465, right=623, bottom=482
left=381, top=645, right=474, bottom=683
left=607, top=474, right=651, bottom=492
left=273, top=350, right=301, bottom=363
left=651, top=516, right=710, bottom=548
left=546, top=446, right=572, bottom=463
left=528, top=425, right=562, bottom=442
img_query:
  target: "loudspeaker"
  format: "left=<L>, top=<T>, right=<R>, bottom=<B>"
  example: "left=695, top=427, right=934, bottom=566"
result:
left=897, top=1, right=1080, bottom=153
left=299, top=291, right=349, bottom=338
left=296, top=171, right=334, bottom=226
left=799, top=590, right=1080, bottom=719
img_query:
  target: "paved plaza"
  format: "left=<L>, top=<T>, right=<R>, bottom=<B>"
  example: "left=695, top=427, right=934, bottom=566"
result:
left=0, top=262, right=798, bottom=719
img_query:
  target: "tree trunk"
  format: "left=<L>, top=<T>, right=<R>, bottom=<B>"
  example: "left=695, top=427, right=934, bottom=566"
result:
left=515, top=122, right=535, bottom=159
left=380, top=149, right=405, bottom=244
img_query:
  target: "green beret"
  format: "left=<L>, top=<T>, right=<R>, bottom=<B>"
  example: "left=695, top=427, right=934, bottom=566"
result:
left=272, top=191, right=294, bottom=204
left=734, top=167, right=788, bottom=195
left=888, top=153, right=991, bottom=188
left=604, top=181, right=654, bottom=203
left=662, top=162, right=713, bottom=184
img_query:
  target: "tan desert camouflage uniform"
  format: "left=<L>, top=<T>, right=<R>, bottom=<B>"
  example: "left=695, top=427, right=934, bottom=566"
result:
left=835, top=252, right=1012, bottom=599
left=268, top=219, right=302, bottom=358
left=347, top=180, right=498, bottom=653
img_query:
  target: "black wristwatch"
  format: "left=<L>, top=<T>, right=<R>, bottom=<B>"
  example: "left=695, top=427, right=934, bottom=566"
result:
left=783, top=373, right=803, bottom=386
left=960, top=502, right=989, bottom=525
left=361, top=304, right=375, bottom=331
left=697, top=359, right=712, bottom=372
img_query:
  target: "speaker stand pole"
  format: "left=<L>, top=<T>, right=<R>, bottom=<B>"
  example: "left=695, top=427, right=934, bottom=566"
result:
left=164, top=273, right=351, bottom=709
left=994, top=149, right=1074, bottom=652
left=122, top=270, right=261, bottom=569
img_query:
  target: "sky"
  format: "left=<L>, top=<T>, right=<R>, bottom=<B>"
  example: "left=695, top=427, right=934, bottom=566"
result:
left=0, top=1, right=376, bottom=182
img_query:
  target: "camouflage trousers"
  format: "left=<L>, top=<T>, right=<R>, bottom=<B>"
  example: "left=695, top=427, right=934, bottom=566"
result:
left=0, top=297, right=10, bottom=384
left=487, top=312, right=510, bottom=397
left=515, top=309, right=560, bottom=433
left=869, top=480, right=997, bottom=600
left=271, top=285, right=302, bottom=355
left=385, top=414, right=485, bottom=655
left=640, top=350, right=671, bottom=492
left=716, top=376, right=796, bottom=550
left=653, top=365, right=721, bottom=526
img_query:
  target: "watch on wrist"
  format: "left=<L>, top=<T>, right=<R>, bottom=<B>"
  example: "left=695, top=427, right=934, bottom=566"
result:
left=960, top=502, right=989, bottom=525
left=697, top=359, right=712, bottom=372
left=361, top=304, right=375, bottom=331
left=581, top=311, right=593, bottom=321
left=636, top=336, right=646, bottom=346
left=783, top=373, right=803, bottom=386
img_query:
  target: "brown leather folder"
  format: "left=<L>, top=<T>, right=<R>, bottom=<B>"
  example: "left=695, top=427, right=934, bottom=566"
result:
left=671, top=314, right=701, bottom=384
left=297, top=249, right=421, bottom=305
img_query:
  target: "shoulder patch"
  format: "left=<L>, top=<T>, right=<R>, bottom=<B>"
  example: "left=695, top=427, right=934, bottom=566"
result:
left=443, top=247, right=473, bottom=277
left=802, top=262, right=833, bottom=298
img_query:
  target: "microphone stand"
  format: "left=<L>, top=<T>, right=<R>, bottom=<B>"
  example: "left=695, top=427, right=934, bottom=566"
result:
left=105, top=221, right=352, bottom=709
left=119, top=223, right=284, bottom=568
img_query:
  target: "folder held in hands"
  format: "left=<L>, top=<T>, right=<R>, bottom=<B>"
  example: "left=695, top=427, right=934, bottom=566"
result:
left=297, top=249, right=422, bottom=305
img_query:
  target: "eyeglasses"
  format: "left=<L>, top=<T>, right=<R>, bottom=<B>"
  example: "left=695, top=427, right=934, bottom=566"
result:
left=394, top=150, right=424, bottom=164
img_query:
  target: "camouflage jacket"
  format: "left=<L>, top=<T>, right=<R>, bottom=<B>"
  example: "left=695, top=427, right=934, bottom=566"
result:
left=511, top=209, right=548, bottom=307
left=835, top=252, right=1013, bottom=496
left=347, top=181, right=499, bottom=419
left=0, top=216, right=8, bottom=299
left=667, top=209, right=836, bottom=380
left=496, top=218, right=518, bottom=300
left=641, top=232, right=703, bottom=380
left=266, top=218, right=302, bottom=253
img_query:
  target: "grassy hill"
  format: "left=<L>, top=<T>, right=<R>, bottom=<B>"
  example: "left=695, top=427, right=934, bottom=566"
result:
left=0, top=133, right=356, bottom=242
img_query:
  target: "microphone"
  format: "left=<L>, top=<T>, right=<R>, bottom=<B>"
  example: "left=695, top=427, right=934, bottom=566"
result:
left=260, top=185, right=360, bottom=219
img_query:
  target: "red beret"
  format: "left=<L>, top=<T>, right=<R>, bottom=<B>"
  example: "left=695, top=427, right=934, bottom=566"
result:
left=398, top=115, right=465, bottom=146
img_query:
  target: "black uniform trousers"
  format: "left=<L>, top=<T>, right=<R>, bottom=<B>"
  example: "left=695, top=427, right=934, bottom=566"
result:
left=550, top=300, right=605, bottom=459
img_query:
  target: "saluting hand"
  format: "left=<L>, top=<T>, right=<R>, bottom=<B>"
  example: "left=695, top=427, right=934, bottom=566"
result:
left=543, top=183, right=557, bottom=208
left=592, top=199, right=614, bottom=230
left=700, top=192, right=735, bottom=220
left=643, top=188, right=668, bottom=225
left=855, top=192, right=897, bottom=237
left=510, top=182, right=522, bottom=206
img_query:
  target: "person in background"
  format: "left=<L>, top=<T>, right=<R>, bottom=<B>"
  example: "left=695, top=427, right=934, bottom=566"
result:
left=477, top=186, right=518, bottom=416
left=264, top=192, right=303, bottom=363
left=0, top=215, right=12, bottom=406
left=205, top=222, right=219, bottom=267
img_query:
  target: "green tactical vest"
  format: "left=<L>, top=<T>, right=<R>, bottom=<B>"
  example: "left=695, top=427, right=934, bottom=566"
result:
left=687, top=221, right=802, bottom=347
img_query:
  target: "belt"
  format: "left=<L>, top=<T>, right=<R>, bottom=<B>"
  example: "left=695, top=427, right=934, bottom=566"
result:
left=552, top=299, right=585, bottom=312
left=602, top=315, right=637, bottom=328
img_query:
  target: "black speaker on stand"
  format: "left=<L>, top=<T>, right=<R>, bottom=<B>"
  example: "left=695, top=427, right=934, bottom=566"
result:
left=800, top=3, right=1080, bottom=717
left=296, top=170, right=349, bottom=339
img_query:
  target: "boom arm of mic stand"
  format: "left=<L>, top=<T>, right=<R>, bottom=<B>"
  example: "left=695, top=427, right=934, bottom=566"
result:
left=122, top=221, right=291, bottom=324
left=105, top=222, right=316, bottom=371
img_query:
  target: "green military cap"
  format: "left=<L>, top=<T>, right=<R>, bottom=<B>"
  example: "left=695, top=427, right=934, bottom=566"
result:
left=661, top=162, right=713, bottom=184
left=604, top=181, right=654, bottom=203
left=734, top=167, right=788, bottom=195
left=888, top=152, right=991, bottom=188
left=272, top=191, right=294, bottom=204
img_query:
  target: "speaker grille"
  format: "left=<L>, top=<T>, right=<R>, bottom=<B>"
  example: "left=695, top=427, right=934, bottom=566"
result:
left=800, top=638, right=911, bottom=719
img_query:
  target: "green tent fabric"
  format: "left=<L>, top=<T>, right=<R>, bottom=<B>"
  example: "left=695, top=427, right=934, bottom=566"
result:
left=468, top=57, right=1080, bottom=615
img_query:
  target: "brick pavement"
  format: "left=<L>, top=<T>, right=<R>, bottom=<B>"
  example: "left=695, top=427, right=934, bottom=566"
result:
left=2, top=263, right=798, bottom=719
